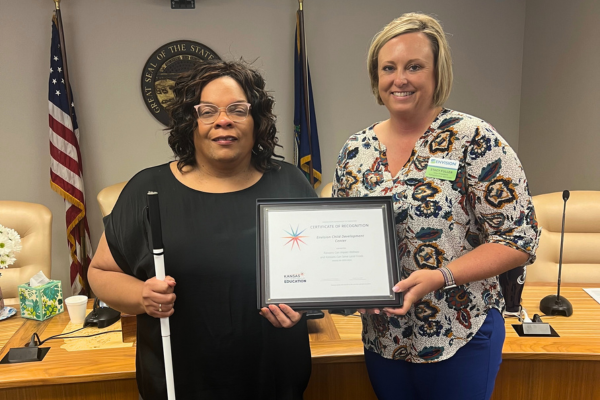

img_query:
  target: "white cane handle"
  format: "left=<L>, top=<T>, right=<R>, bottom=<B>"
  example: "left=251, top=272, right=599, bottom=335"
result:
left=154, top=252, right=166, bottom=280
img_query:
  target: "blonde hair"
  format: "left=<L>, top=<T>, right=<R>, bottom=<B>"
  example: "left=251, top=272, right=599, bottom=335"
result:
left=367, top=13, right=453, bottom=107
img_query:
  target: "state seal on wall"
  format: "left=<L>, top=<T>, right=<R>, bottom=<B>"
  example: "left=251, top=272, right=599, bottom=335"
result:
left=141, top=40, right=220, bottom=126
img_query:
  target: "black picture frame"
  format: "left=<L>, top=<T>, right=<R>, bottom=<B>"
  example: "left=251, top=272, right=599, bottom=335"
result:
left=256, top=197, right=403, bottom=310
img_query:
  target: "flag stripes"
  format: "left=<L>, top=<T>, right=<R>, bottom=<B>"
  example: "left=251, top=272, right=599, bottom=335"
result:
left=48, top=14, right=92, bottom=295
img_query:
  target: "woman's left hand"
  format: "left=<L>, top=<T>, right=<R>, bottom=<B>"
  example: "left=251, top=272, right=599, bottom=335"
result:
left=260, top=304, right=305, bottom=328
left=383, top=269, right=445, bottom=316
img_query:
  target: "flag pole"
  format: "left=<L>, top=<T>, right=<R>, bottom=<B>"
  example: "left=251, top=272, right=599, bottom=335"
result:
left=53, top=0, right=90, bottom=295
left=297, top=0, right=315, bottom=186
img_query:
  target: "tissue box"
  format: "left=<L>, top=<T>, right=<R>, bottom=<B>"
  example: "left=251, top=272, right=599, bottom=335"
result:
left=18, top=280, right=64, bottom=321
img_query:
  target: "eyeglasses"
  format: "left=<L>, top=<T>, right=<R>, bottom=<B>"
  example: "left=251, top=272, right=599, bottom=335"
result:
left=194, top=102, right=252, bottom=124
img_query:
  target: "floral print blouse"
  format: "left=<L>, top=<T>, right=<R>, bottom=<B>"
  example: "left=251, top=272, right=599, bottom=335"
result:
left=332, top=109, right=540, bottom=363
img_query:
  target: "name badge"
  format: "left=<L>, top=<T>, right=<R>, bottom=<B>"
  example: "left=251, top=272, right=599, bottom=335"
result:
left=425, top=157, right=459, bottom=181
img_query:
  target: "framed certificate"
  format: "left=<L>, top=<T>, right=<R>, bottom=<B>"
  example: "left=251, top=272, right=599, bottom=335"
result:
left=256, top=197, right=402, bottom=310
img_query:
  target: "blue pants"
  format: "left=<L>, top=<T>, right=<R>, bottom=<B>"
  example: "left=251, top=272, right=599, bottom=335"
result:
left=364, top=309, right=504, bottom=400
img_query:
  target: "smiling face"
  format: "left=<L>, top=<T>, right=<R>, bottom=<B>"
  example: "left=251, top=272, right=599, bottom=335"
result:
left=194, top=76, right=255, bottom=170
left=377, top=32, right=437, bottom=117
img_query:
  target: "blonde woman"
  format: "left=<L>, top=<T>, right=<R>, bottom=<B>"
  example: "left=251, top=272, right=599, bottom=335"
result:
left=333, top=13, right=539, bottom=400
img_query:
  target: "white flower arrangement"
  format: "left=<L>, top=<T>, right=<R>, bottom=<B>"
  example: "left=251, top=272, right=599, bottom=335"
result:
left=0, top=224, right=22, bottom=273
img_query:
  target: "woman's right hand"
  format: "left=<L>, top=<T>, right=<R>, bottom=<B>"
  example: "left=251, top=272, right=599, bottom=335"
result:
left=141, top=275, right=176, bottom=318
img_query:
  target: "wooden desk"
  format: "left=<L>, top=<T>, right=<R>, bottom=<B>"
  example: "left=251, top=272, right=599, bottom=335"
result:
left=304, top=284, right=600, bottom=400
left=493, top=284, right=600, bottom=400
left=0, top=300, right=137, bottom=400
left=1, top=285, right=599, bottom=400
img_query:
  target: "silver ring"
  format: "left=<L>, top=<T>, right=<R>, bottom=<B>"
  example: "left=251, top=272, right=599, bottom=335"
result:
left=159, top=304, right=162, bottom=312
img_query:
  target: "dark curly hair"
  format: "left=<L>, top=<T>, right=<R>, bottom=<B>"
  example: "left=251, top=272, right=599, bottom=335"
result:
left=166, top=60, right=282, bottom=172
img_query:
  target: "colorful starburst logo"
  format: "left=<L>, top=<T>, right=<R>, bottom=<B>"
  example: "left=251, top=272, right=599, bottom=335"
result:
left=282, top=226, right=308, bottom=250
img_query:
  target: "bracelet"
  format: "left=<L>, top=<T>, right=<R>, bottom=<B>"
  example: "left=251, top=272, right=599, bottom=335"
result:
left=439, top=266, right=457, bottom=290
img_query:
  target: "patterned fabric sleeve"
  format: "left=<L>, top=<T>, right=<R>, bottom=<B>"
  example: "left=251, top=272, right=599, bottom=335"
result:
left=332, top=139, right=355, bottom=198
left=464, top=123, right=540, bottom=265
left=332, top=157, right=343, bottom=197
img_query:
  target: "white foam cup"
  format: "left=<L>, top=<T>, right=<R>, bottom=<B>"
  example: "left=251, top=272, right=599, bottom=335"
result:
left=65, top=295, right=88, bottom=324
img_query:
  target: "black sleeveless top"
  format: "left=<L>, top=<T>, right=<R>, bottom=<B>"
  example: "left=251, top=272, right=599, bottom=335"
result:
left=105, top=161, right=316, bottom=400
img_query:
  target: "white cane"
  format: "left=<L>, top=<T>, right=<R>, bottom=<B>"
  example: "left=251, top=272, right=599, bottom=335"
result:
left=147, top=192, right=176, bottom=400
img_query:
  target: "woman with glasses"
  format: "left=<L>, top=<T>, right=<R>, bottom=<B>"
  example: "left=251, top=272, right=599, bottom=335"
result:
left=88, top=60, right=315, bottom=400
left=332, top=13, right=539, bottom=400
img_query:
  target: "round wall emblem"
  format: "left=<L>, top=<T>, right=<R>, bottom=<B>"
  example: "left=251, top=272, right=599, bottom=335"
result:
left=141, top=40, right=220, bottom=126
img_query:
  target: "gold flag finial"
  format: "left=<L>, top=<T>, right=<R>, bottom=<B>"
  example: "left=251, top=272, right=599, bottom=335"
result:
left=54, top=0, right=60, bottom=10
left=298, top=0, right=303, bottom=11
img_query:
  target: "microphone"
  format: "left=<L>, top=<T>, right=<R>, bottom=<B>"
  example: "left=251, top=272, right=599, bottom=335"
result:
left=539, top=190, right=573, bottom=317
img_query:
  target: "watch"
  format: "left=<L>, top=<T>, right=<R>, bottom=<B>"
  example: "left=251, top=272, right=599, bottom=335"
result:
left=439, top=267, right=457, bottom=290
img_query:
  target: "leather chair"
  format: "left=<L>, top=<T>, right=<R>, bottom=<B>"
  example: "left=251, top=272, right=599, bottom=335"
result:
left=0, top=201, right=52, bottom=304
left=97, top=181, right=127, bottom=217
left=320, top=182, right=333, bottom=198
left=527, top=191, right=600, bottom=283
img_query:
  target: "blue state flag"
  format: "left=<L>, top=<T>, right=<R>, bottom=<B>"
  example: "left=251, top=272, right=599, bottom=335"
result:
left=294, top=24, right=322, bottom=188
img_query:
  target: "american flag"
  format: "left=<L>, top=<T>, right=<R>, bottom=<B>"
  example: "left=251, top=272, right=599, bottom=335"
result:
left=48, top=15, right=92, bottom=296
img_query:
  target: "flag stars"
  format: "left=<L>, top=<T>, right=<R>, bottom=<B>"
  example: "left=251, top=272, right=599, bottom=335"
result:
left=56, top=90, right=61, bottom=96
left=58, top=67, right=62, bottom=72
left=53, top=56, right=59, bottom=61
left=52, top=79, right=57, bottom=84
left=50, top=67, right=53, bottom=73
left=61, top=79, right=65, bottom=84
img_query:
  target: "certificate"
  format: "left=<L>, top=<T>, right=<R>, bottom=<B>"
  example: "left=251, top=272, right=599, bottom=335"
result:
left=256, top=197, right=402, bottom=310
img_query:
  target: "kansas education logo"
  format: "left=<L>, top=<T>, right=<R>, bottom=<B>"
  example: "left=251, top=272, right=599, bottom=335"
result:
left=283, top=273, right=306, bottom=284
left=141, top=40, right=220, bottom=126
